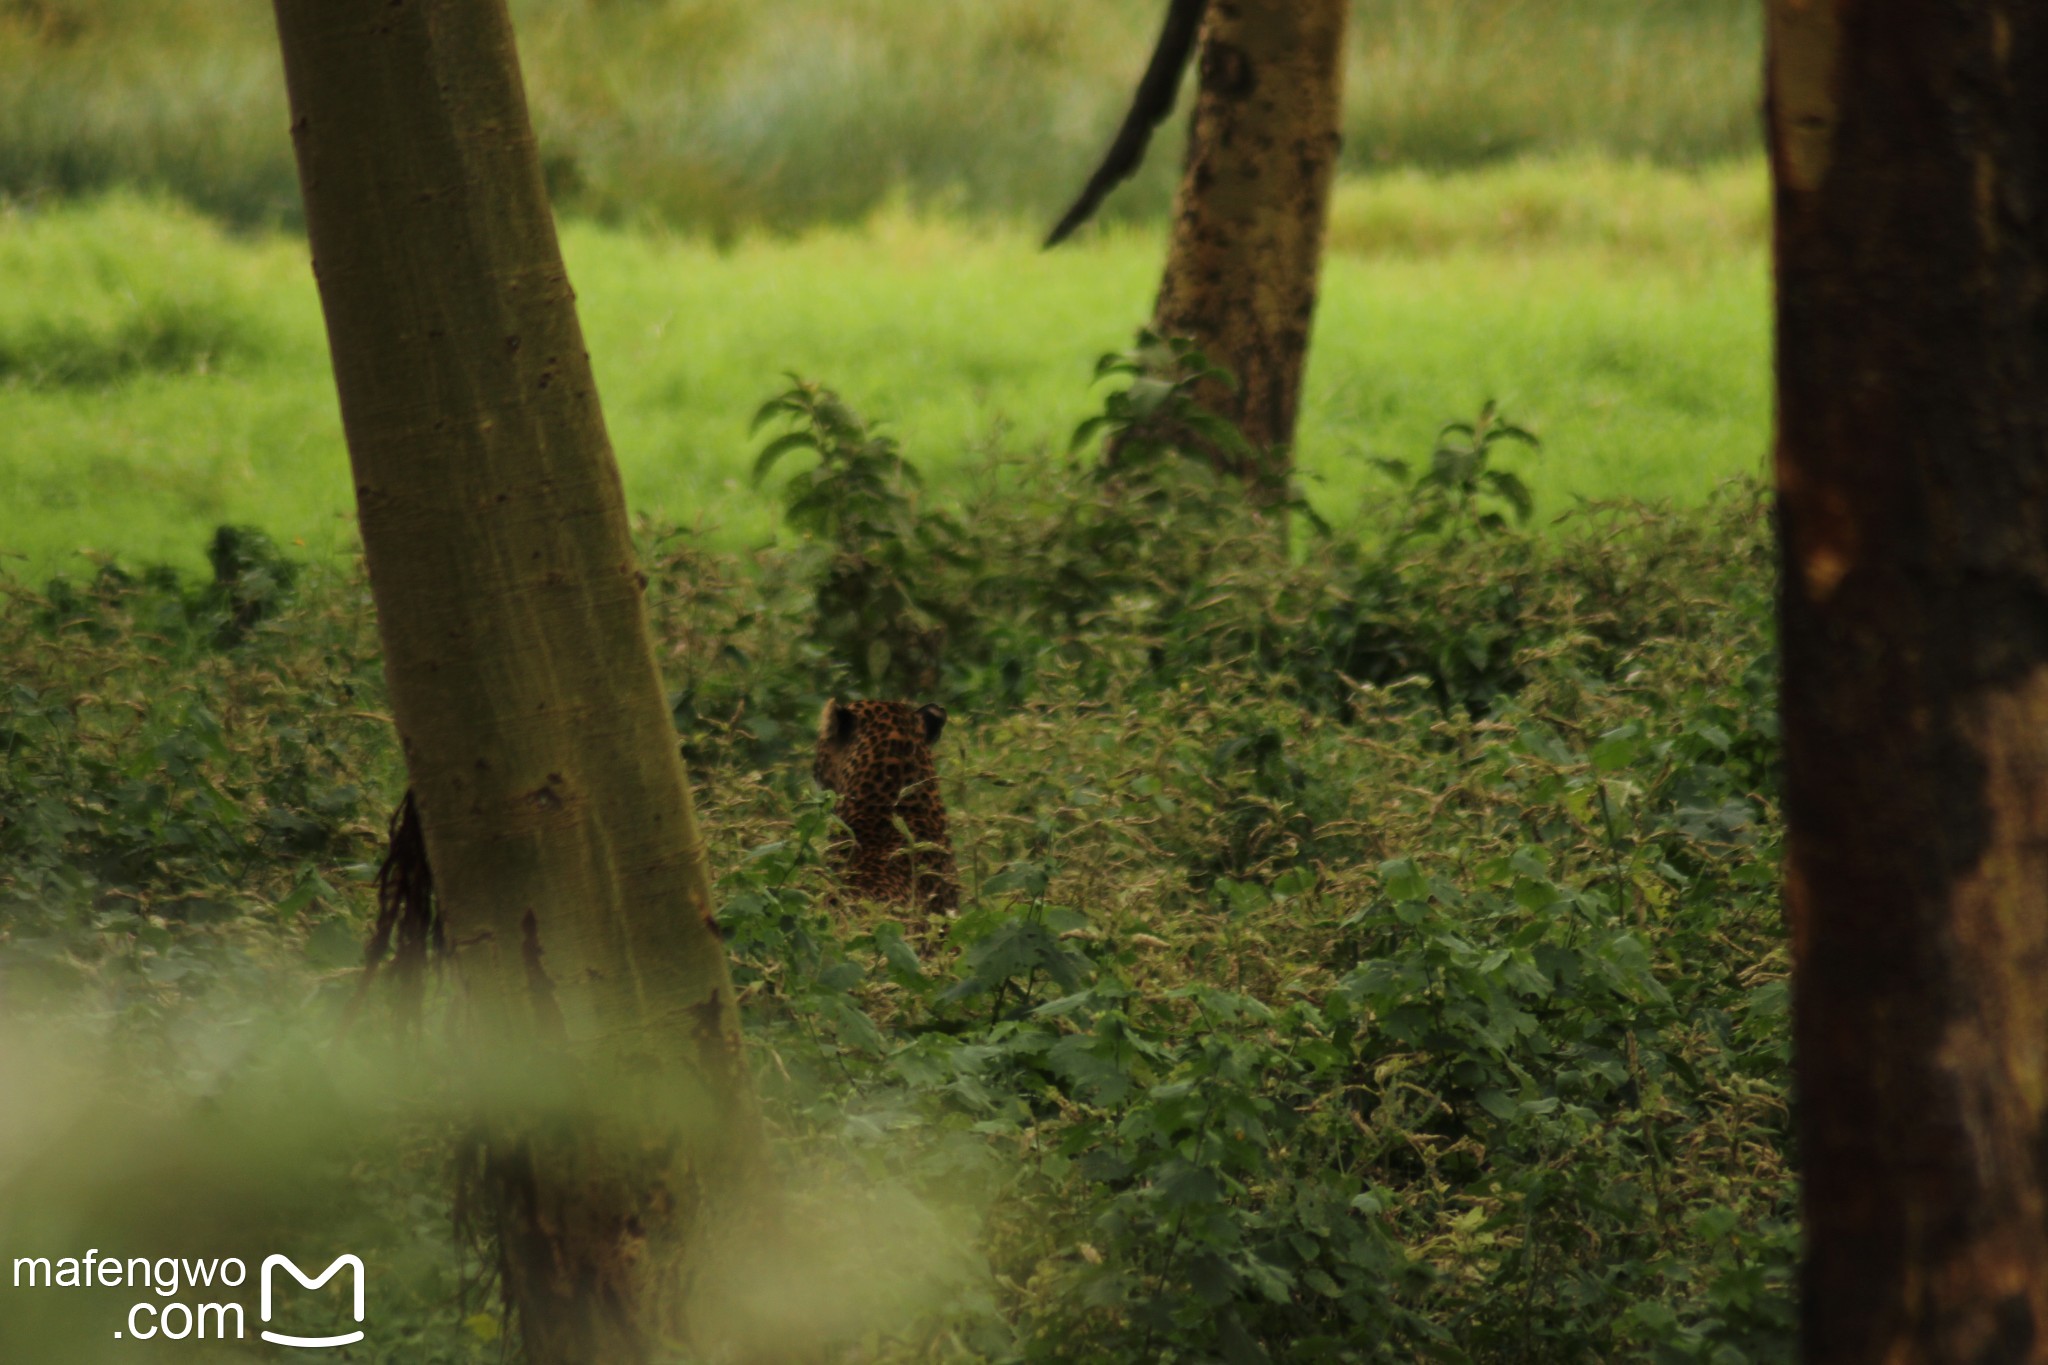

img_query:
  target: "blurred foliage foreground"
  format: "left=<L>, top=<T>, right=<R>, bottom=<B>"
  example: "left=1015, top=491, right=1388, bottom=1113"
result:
left=0, top=378, right=1789, bottom=1362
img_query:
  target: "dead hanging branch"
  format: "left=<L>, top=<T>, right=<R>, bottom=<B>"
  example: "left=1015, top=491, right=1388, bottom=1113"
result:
left=345, top=786, right=442, bottom=1029
left=1043, top=0, right=1208, bottom=248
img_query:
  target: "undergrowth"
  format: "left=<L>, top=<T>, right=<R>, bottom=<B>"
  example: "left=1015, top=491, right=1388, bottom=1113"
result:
left=0, top=371, right=1788, bottom=1360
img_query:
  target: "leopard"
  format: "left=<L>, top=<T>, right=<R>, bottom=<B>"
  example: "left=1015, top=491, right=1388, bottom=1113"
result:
left=812, top=698, right=959, bottom=914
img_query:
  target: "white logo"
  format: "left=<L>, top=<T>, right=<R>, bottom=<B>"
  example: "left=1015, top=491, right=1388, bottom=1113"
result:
left=258, top=1255, right=364, bottom=1349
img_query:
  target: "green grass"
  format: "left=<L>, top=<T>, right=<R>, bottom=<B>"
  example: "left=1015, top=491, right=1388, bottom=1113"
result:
left=0, top=160, right=1767, bottom=579
left=0, top=0, right=1759, bottom=233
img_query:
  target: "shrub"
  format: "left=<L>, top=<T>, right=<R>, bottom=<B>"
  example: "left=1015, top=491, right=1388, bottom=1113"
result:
left=1, top=415, right=1789, bottom=1361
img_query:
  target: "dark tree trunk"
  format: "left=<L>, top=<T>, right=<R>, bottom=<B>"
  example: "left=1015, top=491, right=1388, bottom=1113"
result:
left=270, top=3, right=754, bottom=1361
left=1151, top=0, right=1346, bottom=502
left=1771, top=3, right=2048, bottom=1359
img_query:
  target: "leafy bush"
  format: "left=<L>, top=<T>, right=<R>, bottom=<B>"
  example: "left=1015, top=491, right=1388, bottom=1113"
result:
left=751, top=377, right=972, bottom=697
left=2, top=411, right=1788, bottom=1361
left=702, top=597, right=1789, bottom=1359
left=683, top=440, right=1789, bottom=1360
left=1, top=540, right=386, bottom=998
left=1373, top=400, right=1540, bottom=544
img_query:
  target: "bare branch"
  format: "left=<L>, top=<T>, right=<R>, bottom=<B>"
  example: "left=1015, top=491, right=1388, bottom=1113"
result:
left=1043, top=0, right=1207, bottom=249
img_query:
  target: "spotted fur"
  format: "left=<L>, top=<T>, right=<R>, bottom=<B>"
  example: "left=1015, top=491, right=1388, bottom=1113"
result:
left=813, top=698, right=959, bottom=914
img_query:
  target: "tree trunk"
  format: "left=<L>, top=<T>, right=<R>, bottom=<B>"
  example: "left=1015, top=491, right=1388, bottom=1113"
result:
left=270, top=3, right=752, bottom=1361
left=1770, top=4, right=2048, bottom=1360
left=1150, top=0, right=1346, bottom=502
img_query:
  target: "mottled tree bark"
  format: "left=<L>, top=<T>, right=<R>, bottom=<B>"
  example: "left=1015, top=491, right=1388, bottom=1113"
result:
left=1150, top=0, right=1346, bottom=501
left=270, top=3, right=752, bottom=1361
left=1771, top=3, right=2048, bottom=1360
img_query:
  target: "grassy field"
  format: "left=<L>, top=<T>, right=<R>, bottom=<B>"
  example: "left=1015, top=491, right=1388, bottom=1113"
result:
left=1, top=159, right=1767, bottom=579
left=0, top=0, right=1760, bottom=233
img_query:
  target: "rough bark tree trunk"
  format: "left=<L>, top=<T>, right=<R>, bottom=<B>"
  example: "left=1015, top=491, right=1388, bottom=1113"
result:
left=270, top=3, right=752, bottom=1361
left=1150, top=0, right=1346, bottom=502
left=1770, top=4, right=2048, bottom=1359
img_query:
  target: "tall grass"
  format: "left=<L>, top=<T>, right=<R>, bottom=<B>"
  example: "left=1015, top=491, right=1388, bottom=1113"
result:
left=0, top=0, right=1759, bottom=233
left=1348, top=0, right=1761, bottom=169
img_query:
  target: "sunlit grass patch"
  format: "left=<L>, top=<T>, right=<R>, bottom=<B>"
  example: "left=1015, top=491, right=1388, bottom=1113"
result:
left=0, top=163, right=1766, bottom=579
left=0, top=195, right=284, bottom=387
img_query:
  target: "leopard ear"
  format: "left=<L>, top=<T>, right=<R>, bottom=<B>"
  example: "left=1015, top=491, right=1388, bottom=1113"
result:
left=918, top=703, right=947, bottom=745
left=819, top=698, right=860, bottom=745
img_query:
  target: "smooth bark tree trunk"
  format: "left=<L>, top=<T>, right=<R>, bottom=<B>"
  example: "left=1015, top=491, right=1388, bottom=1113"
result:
left=1150, top=0, right=1346, bottom=501
left=270, top=3, right=753, bottom=1361
left=1770, top=4, right=2048, bottom=1359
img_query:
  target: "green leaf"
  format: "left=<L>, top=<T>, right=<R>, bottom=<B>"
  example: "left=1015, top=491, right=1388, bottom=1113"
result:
left=1430, top=446, right=1480, bottom=485
left=303, top=915, right=361, bottom=969
left=1378, top=858, right=1430, bottom=903
left=1157, top=1163, right=1221, bottom=1209
left=1590, top=728, right=1643, bottom=772
left=1476, top=1088, right=1517, bottom=1120
left=1046, top=1032, right=1133, bottom=1105
left=750, top=431, right=817, bottom=485
left=938, top=916, right=1092, bottom=1003
left=1272, top=865, right=1318, bottom=899
left=817, top=994, right=887, bottom=1056
left=1124, top=375, right=1174, bottom=419
left=1092, top=349, right=1134, bottom=380
left=983, top=861, right=1053, bottom=899
left=1483, top=468, right=1535, bottom=522
left=871, top=921, right=925, bottom=983
left=1219, top=1310, right=1274, bottom=1365
left=748, top=389, right=805, bottom=433
left=1069, top=414, right=1109, bottom=453
left=275, top=868, right=333, bottom=919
